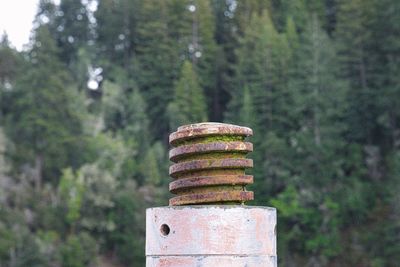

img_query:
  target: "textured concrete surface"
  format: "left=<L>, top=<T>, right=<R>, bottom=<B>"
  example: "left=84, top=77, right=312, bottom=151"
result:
left=146, top=255, right=277, bottom=267
left=146, top=206, right=277, bottom=267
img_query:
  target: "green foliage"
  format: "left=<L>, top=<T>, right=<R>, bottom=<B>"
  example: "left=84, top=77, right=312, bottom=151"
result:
left=95, top=0, right=141, bottom=67
left=52, top=0, right=90, bottom=64
left=5, top=25, right=88, bottom=186
left=133, top=0, right=176, bottom=139
left=0, top=221, right=14, bottom=260
left=60, top=233, right=97, bottom=267
left=102, top=80, right=149, bottom=150
left=168, top=61, right=208, bottom=130
left=227, top=11, right=291, bottom=134
left=140, top=144, right=162, bottom=186
left=59, top=168, right=85, bottom=224
left=0, top=33, right=22, bottom=86
left=1, top=0, right=399, bottom=266
left=75, top=164, right=118, bottom=233
left=0, top=128, right=10, bottom=177
left=192, top=0, right=219, bottom=119
left=106, top=180, right=146, bottom=265
left=0, top=215, right=48, bottom=267
left=237, top=86, right=257, bottom=129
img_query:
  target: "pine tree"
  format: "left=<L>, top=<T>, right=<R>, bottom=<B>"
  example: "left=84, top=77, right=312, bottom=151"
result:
left=95, top=0, right=141, bottom=68
left=54, top=0, right=90, bottom=64
left=367, top=0, right=400, bottom=150
left=227, top=11, right=291, bottom=134
left=285, top=17, right=300, bottom=52
left=168, top=61, right=207, bottom=130
left=5, top=26, right=86, bottom=188
left=34, top=0, right=58, bottom=27
left=291, top=14, right=346, bottom=145
left=101, top=80, right=151, bottom=183
left=192, top=0, right=219, bottom=120
left=335, top=0, right=377, bottom=144
left=268, top=0, right=308, bottom=31
left=134, top=0, right=176, bottom=139
left=234, top=0, right=272, bottom=34
left=272, top=14, right=366, bottom=265
left=211, top=0, right=241, bottom=121
left=0, top=33, right=21, bottom=85
left=102, top=80, right=149, bottom=147
left=355, top=1, right=400, bottom=265
left=0, top=128, right=10, bottom=203
left=164, top=0, right=220, bottom=121
left=166, top=0, right=192, bottom=61
left=0, top=33, right=23, bottom=121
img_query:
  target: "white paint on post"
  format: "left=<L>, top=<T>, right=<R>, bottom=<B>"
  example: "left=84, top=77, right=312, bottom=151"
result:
left=146, top=206, right=277, bottom=267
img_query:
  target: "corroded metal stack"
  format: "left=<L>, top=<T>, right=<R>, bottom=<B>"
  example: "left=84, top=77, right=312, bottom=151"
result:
left=169, top=123, right=254, bottom=206
left=146, top=123, right=277, bottom=267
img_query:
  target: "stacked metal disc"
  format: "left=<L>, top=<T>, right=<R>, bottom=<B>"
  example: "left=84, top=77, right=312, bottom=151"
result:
left=168, top=122, right=254, bottom=206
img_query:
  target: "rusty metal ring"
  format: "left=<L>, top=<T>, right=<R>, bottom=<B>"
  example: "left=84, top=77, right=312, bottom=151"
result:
left=169, top=158, right=253, bottom=178
left=169, top=191, right=254, bottom=206
left=169, top=141, right=253, bottom=162
left=168, top=123, right=254, bottom=205
left=169, top=175, right=253, bottom=193
left=169, top=123, right=252, bottom=146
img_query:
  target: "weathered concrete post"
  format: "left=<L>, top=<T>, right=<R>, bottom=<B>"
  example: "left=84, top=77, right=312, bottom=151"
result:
left=146, top=123, right=277, bottom=267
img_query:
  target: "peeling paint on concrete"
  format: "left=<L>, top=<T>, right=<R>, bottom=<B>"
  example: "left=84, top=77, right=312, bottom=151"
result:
left=146, top=206, right=277, bottom=267
left=146, top=255, right=277, bottom=267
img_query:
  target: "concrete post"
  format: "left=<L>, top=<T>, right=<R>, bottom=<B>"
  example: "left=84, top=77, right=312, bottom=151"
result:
left=146, top=123, right=277, bottom=267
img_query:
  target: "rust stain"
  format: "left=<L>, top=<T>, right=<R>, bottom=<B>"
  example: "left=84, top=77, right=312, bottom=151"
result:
left=169, top=158, right=253, bottom=178
left=169, top=175, right=253, bottom=193
left=169, top=141, right=253, bottom=162
left=169, top=123, right=253, bottom=146
left=169, top=191, right=254, bottom=206
left=168, top=122, right=254, bottom=206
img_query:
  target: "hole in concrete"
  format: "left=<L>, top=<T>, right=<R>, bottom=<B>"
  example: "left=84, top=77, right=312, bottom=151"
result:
left=160, top=224, right=170, bottom=236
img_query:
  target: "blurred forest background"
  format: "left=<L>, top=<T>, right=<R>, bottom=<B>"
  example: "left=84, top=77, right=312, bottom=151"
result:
left=0, top=0, right=399, bottom=266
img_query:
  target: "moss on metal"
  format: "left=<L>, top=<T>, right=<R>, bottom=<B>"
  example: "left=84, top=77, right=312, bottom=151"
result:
left=178, top=151, right=247, bottom=162
left=168, top=123, right=254, bottom=205
left=173, top=135, right=246, bottom=146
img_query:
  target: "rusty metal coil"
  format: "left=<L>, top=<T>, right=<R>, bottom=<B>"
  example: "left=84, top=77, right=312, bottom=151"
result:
left=168, top=123, right=254, bottom=206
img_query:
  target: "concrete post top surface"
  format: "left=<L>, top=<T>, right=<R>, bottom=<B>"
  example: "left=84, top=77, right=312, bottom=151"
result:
left=147, top=205, right=276, bottom=211
left=146, top=205, right=277, bottom=257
